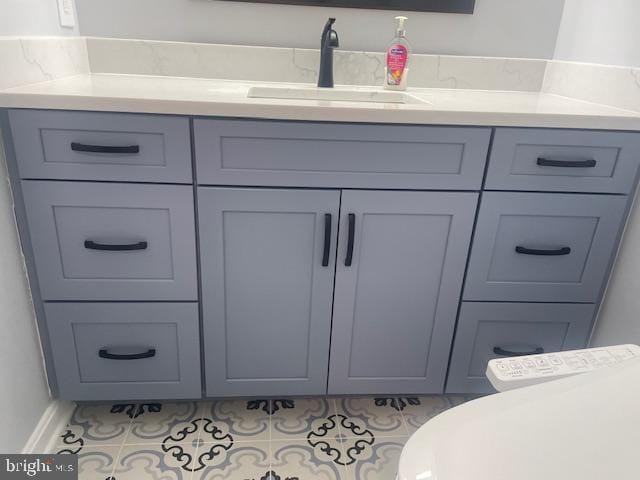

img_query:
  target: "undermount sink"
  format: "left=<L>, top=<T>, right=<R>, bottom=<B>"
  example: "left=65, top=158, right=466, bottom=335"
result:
left=247, top=86, right=427, bottom=104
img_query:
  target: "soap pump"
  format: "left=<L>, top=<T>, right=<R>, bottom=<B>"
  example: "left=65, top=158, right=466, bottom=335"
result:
left=384, top=16, right=410, bottom=90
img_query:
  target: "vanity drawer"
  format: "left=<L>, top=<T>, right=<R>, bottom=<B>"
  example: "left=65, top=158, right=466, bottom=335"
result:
left=22, top=181, right=197, bottom=301
left=446, top=302, right=594, bottom=393
left=464, top=192, right=627, bottom=302
left=194, top=119, right=490, bottom=189
left=45, top=302, right=201, bottom=400
left=485, top=128, right=640, bottom=193
left=9, top=110, right=192, bottom=183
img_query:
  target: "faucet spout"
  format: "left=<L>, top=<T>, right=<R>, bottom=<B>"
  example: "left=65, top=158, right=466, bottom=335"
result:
left=318, top=18, right=339, bottom=88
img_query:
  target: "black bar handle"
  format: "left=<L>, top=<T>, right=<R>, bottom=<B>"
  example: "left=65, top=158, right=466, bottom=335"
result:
left=71, top=142, right=140, bottom=154
left=322, top=213, right=332, bottom=267
left=493, top=346, right=544, bottom=357
left=515, top=245, right=571, bottom=256
left=84, top=240, right=148, bottom=251
left=98, top=348, right=156, bottom=360
left=537, top=157, right=597, bottom=168
left=345, top=213, right=355, bottom=267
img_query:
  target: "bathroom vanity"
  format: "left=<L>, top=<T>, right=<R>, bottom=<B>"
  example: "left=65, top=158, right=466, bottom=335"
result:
left=2, top=75, right=640, bottom=400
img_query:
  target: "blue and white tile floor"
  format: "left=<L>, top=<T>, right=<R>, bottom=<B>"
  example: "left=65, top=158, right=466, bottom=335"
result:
left=55, top=395, right=474, bottom=480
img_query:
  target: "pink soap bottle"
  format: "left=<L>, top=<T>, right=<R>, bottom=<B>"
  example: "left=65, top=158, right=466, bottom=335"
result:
left=384, top=16, right=410, bottom=91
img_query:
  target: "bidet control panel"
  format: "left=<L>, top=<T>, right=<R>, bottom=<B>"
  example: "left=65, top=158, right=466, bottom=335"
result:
left=486, top=344, right=640, bottom=392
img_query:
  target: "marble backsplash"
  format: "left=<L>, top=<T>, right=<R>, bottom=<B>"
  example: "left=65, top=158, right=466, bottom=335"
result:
left=0, top=37, right=88, bottom=91
left=543, top=61, right=640, bottom=114
left=85, top=37, right=547, bottom=92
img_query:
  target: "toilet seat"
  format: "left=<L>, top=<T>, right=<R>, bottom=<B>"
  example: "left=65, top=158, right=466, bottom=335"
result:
left=397, top=357, right=640, bottom=480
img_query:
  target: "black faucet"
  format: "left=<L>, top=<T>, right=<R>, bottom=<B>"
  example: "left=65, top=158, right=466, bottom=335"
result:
left=318, top=18, right=339, bottom=88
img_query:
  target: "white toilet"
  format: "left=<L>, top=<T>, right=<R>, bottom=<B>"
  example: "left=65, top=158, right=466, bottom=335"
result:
left=397, top=351, right=640, bottom=480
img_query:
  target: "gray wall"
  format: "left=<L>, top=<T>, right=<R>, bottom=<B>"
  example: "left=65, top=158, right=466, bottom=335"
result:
left=593, top=192, right=640, bottom=347
left=0, top=134, right=51, bottom=452
left=552, top=0, right=640, bottom=347
left=554, top=0, right=640, bottom=68
left=0, top=0, right=79, bottom=36
left=75, top=0, right=565, bottom=58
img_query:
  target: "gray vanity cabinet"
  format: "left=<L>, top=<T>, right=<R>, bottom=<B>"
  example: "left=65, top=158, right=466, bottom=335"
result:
left=328, top=191, right=478, bottom=394
left=6, top=109, right=639, bottom=400
left=199, top=188, right=340, bottom=397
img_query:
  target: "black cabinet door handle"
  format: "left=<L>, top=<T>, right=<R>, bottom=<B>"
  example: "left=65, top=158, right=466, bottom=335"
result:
left=537, top=157, right=597, bottom=168
left=345, top=213, right=355, bottom=267
left=98, top=348, right=156, bottom=360
left=322, top=213, right=332, bottom=267
left=493, top=346, right=544, bottom=357
left=84, top=240, right=148, bottom=251
left=515, top=245, right=571, bottom=256
left=71, top=142, right=140, bottom=154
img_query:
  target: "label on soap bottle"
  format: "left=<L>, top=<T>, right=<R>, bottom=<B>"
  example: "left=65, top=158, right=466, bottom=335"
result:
left=386, top=45, right=408, bottom=85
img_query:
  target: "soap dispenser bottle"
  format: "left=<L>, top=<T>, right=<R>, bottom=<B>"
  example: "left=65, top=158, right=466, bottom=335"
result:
left=384, top=16, right=410, bottom=90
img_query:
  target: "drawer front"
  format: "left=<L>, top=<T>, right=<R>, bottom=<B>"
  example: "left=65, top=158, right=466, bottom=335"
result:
left=464, top=192, right=627, bottom=302
left=194, top=119, right=490, bottom=189
left=446, top=302, right=594, bottom=393
left=22, top=181, right=197, bottom=300
left=486, top=128, right=640, bottom=193
left=45, top=303, right=201, bottom=400
left=9, top=110, right=192, bottom=183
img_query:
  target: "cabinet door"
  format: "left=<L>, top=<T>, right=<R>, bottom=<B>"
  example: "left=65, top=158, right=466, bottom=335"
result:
left=328, top=191, right=478, bottom=394
left=199, top=188, right=340, bottom=397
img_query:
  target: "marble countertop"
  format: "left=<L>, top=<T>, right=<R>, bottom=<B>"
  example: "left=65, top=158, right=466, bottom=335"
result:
left=1, top=73, right=639, bottom=130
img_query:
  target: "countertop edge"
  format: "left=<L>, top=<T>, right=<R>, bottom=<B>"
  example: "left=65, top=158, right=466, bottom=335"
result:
left=2, top=92, right=640, bottom=131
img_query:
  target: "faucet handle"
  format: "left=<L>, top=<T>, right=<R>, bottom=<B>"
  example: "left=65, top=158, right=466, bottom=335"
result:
left=321, top=17, right=338, bottom=48
left=327, top=29, right=339, bottom=48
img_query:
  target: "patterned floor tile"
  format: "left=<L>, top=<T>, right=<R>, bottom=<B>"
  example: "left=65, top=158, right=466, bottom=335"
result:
left=199, top=399, right=270, bottom=443
left=272, top=440, right=349, bottom=480
left=57, top=445, right=120, bottom=480
left=113, top=443, right=197, bottom=480
left=333, top=397, right=409, bottom=438
left=399, top=395, right=454, bottom=433
left=51, top=396, right=469, bottom=479
left=344, top=437, right=406, bottom=480
left=271, top=397, right=335, bottom=441
left=193, top=441, right=271, bottom=480
left=125, top=402, right=200, bottom=445
left=57, top=404, right=134, bottom=448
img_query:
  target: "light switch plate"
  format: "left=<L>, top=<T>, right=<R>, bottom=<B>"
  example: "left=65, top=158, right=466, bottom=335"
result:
left=57, top=0, right=76, bottom=28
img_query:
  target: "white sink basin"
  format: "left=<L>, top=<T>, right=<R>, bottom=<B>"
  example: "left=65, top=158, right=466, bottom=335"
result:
left=247, top=86, right=427, bottom=104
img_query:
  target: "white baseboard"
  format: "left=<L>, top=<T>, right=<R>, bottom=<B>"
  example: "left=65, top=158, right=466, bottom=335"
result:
left=22, top=400, right=74, bottom=454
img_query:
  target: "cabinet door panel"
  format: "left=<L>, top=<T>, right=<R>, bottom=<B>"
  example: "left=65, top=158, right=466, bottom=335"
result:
left=328, top=191, right=478, bottom=394
left=199, top=188, right=339, bottom=397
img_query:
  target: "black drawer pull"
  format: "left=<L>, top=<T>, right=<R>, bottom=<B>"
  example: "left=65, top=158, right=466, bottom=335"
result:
left=345, top=213, right=356, bottom=267
left=98, top=348, right=156, bottom=360
left=537, top=157, right=597, bottom=168
left=84, top=240, right=148, bottom=251
left=322, top=213, right=332, bottom=267
left=71, top=142, right=140, bottom=154
left=494, top=346, right=544, bottom=357
left=515, top=246, right=571, bottom=256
